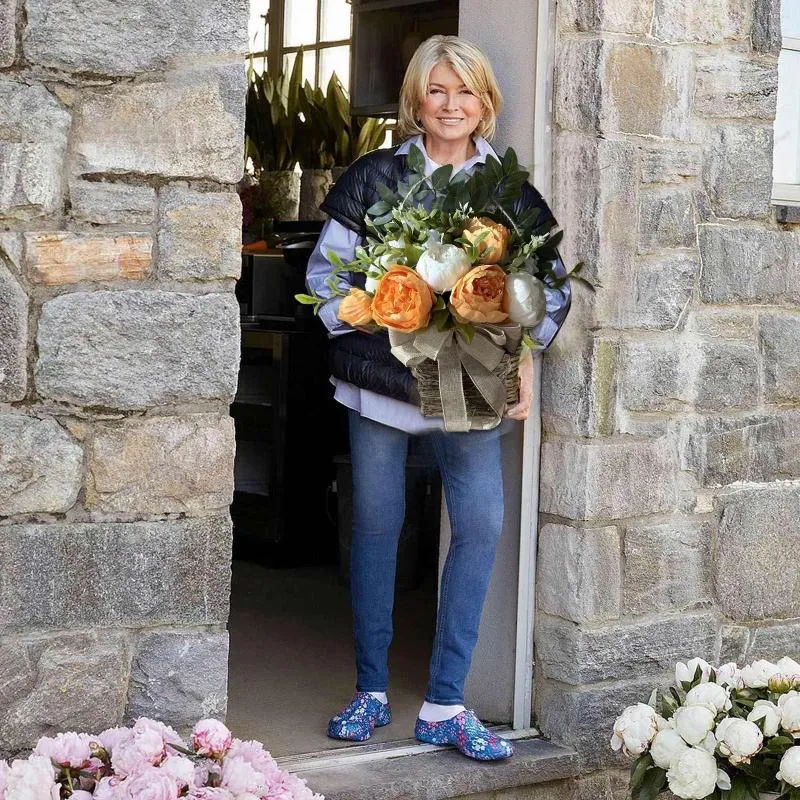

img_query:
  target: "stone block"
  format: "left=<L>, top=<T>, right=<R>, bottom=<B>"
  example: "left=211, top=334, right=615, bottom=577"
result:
left=761, top=313, right=800, bottom=403
left=158, top=187, right=242, bottom=280
left=698, top=225, right=800, bottom=305
left=617, top=254, right=696, bottom=330
left=602, top=43, right=691, bottom=140
left=556, top=0, right=653, bottom=33
left=539, top=437, right=676, bottom=520
left=714, top=485, right=800, bottom=620
left=638, top=187, right=696, bottom=251
left=452, top=783, right=574, bottom=800
left=126, top=630, right=228, bottom=729
left=26, top=231, right=152, bottom=285
left=639, top=146, right=702, bottom=184
left=0, top=632, right=128, bottom=753
left=694, top=339, right=759, bottom=411
left=682, top=412, right=800, bottom=486
left=746, top=620, right=800, bottom=662
left=72, top=64, right=245, bottom=184
left=653, top=0, right=752, bottom=43
left=0, top=0, right=14, bottom=67
left=0, top=80, right=70, bottom=220
left=70, top=180, right=156, bottom=225
left=694, top=55, right=777, bottom=120
left=554, top=40, right=603, bottom=134
left=537, top=524, right=621, bottom=624
left=0, top=516, right=232, bottom=631
left=535, top=612, right=720, bottom=686
left=0, top=413, right=82, bottom=515
left=623, top=518, right=712, bottom=615
left=35, top=290, right=240, bottom=409
left=702, top=125, right=773, bottom=219
left=85, top=414, right=235, bottom=514
left=777, top=205, right=800, bottom=224
left=0, top=262, right=27, bottom=402
left=719, top=624, right=751, bottom=664
left=24, top=0, right=247, bottom=74
left=752, top=0, right=781, bottom=54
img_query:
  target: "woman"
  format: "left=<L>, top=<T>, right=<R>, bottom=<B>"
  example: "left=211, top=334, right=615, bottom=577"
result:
left=305, top=35, right=571, bottom=761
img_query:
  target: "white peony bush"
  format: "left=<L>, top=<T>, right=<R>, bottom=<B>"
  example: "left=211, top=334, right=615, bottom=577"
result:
left=613, top=655, right=800, bottom=799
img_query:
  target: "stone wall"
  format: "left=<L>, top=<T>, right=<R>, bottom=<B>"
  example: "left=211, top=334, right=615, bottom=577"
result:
left=534, top=0, right=798, bottom=786
left=0, top=0, right=247, bottom=755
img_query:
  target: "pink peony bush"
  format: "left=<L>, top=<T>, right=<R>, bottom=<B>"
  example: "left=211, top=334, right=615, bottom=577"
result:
left=0, top=719, right=322, bottom=800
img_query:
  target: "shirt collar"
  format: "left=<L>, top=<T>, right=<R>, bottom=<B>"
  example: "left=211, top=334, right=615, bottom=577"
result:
left=395, top=134, right=496, bottom=174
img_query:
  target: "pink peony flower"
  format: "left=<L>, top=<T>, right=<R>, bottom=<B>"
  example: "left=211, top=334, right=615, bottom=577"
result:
left=34, top=733, right=95, bottom=769
left=99, top=728, right=134, bottom=755
left=191, top=721, right=232, bottom=759
left=70, top=791, right=94, bottom=800
left=5, top=756, right=59, bottom=800
left=120, top=766, right=178, bottom=800
left=133, top=720, right=184, bottom=749
left=0, top=761, right=10, bottom=800
left=264, top=773, right=324, bottom=800
left=159, top=755, right=195, bottom=790
left=226, top=741, right=279, bottom=782
left=93, top=776, right=123, bottom=800
left=186, top=789, right=233, bottom=800
left=112, top=728, right=165, bottom=778
left=220, top=757, right=267, bottom=796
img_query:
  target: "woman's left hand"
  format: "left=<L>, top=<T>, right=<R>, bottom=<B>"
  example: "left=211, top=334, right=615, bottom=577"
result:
left=505, top=350, right=533, bottom=420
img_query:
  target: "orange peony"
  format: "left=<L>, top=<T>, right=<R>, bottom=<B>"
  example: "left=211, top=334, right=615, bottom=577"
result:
left=337, top=288, right=374, bottom=327
left=463, top=217, right=510, bottom=264
left=371, top=264, right=435, bottom=332
left=449, top=264, right=509, bottom=324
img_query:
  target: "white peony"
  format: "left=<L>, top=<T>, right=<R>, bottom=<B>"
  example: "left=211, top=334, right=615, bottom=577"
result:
left=715, top=662, right=744, bottom=689
left=779, top=691, right=800, bottom=737
left=501, top=273, right=546, bottom=327
left=5, top=756, right=60, bottom=800
left=685, top=683, right=732, bottom=714
left=672, top=705, right=716, bottom=746
left=748, top=700, right=783, bottom=737
left=414, top=243, right=471, bottom=293
left=610, top=703, right=662, bottom=756
left=777, top=746, right=800, bottom=787
left=715, top=717, right=763, bottom=765
left=666, top=748, right=719, bottom=800
left=740, top=659, right=779, bottom=688
left=675, top=658, right=713, bottom=687
left=650, top=729, right=690, bottom=769
left=770, top=657, right=800, bottom=692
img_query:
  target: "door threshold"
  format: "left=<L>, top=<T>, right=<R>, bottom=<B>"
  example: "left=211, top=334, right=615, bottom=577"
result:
left=277, top=727, right=541, bottom=773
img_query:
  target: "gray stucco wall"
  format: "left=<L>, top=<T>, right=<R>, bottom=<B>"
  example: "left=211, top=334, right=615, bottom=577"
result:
left=0, top=0, right=247, bottom=755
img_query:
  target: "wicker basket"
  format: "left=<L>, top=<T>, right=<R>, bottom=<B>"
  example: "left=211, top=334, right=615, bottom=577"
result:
left=412, top=348, right=521, bottom=420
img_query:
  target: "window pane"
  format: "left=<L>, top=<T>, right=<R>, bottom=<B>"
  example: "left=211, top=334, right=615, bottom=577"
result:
left=248, top=0, right=269, bottom=54
left=284, top=0, right=318, bottom=47
left=774, top=48, right=800, bottom=184
left=283, top=50, right=317, bottom=86
left=319, top=45, right=350, bottom=92
left=783, top=2, right=800, bottom=39
left=320, top=0, right=351, bottom=42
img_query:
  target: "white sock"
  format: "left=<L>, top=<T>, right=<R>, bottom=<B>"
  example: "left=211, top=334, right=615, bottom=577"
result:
left=369, top=691, right=388, bottom=704
left=418, top=701, right=466, bottom=722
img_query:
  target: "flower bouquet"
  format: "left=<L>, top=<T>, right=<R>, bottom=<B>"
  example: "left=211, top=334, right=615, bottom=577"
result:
left=296, top=145, right=583, bottom=432
left=611, top=656, right=800, bottom=800
left=0, top=717, right=322, bottom=800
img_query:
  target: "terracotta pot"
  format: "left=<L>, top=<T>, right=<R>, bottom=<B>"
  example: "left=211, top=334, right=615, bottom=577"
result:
left=299, top=168, right=333, bottom=221
left=260, top=170, right=300, bottom=221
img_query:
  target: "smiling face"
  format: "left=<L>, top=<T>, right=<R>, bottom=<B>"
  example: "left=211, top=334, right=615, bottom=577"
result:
left=417, top=61, right=485, bottom=151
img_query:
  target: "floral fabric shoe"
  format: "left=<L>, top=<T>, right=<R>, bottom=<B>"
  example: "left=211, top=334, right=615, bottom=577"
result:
left=414, top=710, right=514, bottom=760
left=327, top=692, right=392, bottom=742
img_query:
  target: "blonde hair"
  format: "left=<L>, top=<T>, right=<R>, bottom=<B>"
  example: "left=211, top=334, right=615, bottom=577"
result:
left=397, top=35, right=503, bottom=142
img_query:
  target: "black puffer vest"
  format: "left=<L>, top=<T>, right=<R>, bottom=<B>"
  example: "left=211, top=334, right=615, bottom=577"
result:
left=321, top=143, right=557, bottom=404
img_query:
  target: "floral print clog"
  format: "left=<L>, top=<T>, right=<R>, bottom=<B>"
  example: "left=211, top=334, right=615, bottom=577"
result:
left=327, top=692, right=392, bottom=742
left=414, top=709, right=514, bottom=760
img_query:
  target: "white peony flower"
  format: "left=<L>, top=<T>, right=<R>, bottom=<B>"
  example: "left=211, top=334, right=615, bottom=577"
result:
left=610, top=703, right=662, bottom=756
left=501, top=273, right=546, bottom=327
left=685, top=683, right=732, bottom=714
left=666, top=748, right=719, bottom=800
left=414, top=243, right=471, bottom=293
left=650, top=729, right=690, bottom=769
left=779, top=691, right=800, bottom=737
left=748, top=700, right=783, bottom=737
left=740, top=659, right=779, bottom=688
left=716, top=769, right=731, bottom=791
left=5, top=756, right=60, bottom=800
left=715, top=717, right=763, bottom=765
left=777, top=746, right=800, bottom=787
left=675, top=658, right=713, bottom=687
left=672, top=705, right=716, bottom=746
left=770, top=657, right=800, bottom=693
left=715, top=662, right=744, bottom=689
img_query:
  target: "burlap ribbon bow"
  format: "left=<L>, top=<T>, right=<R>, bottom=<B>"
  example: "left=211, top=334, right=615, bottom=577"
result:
left=389, top=324, right=522, bottom=432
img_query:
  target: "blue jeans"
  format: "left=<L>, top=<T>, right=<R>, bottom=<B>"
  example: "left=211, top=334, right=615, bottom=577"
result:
left=348, top=410, right=509, bottom=705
